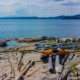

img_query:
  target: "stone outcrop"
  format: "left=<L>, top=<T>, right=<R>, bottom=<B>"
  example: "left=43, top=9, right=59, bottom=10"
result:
left=0, top=36, right=80, bottom=80
left=17, top=36, right=57, bottom=43
left=0, top=38, right=17, bottom=47
left=0, top=38, right=18, bottom=43
left=0, top=42, right=7, bottom=47
left=61, top=53, right=80, bottom=80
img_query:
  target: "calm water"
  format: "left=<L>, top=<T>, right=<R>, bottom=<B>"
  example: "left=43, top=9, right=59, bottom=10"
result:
left=0, top=41, right=24, bottom=49
left=0, top=19, right=80, bottom=40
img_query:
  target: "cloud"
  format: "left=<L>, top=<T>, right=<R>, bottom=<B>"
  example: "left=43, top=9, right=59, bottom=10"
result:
left=44, top=0, right=64, bottom=2
left=62, top=1, right=80, bottom=6
left=11, top=1, right=21, bottom=6
left=0, top=5, right=2, bottom=7
left=54, top=0, right=64, bottom=2
left=0, top=0, right=80, bottom=17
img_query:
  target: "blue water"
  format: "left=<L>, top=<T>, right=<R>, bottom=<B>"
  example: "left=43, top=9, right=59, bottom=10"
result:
left=0, top=41, right=24, bottom=50
left=0, top=19, right=80, bottom=40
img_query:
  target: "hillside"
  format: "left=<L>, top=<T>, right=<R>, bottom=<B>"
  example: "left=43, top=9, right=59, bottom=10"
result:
left=0, top=14, right=80, bottom=19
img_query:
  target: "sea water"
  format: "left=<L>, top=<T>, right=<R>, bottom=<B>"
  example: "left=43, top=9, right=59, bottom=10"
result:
left=0, top=41, right=24, bottom=50
left=0, top=19, right=80, bottom=40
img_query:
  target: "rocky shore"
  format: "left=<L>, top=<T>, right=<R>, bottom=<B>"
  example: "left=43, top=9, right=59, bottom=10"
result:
left=0, top=36, right=80, bottom=80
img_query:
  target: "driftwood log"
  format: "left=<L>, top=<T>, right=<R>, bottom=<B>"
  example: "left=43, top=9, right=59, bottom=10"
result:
left=20, top=60, right=31, bottom=73
left=61, top=54, right=68, bottom=65
left=59, top=54, right=69, bottom=80
left=55, top=55, right=63, bottom=73
left=16, top=60, right=33, bottom=80
left=48, top=55, right=53, bottom=73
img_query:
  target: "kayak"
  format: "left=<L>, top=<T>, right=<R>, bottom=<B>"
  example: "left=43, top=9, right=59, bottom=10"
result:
left=36, top=43, right=80, bottom=51
left=50, top=43, right=80, bottom=49
left=62, top=42, right=80, bottom=44
left=38, top=49, right=80, bottom=55
left=46, top=42, right=80, bottom=45
left=47, top=42, right=57, bottom=44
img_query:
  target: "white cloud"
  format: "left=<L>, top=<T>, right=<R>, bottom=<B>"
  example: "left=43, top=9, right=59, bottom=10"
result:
left=0, top=0, right=80, bottom=17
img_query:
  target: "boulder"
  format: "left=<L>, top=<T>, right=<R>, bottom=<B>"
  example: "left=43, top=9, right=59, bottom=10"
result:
left=17, top=36, right=58, bottom=43
left=0, top=42, right=7, bottom=47
left=72, top=38, right=77, bottom=42
left=76, top=38, right=80, bottom=42
left=65, top=39, right=71, bottom=42
left=17, top=36, right=47, bottom=42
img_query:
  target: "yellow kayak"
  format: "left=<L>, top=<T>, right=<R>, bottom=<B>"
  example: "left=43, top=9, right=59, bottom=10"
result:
left=38, top=49, right=80, bottom=55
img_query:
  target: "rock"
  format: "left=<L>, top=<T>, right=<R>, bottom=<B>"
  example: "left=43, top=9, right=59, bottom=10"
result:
left=2, top=36, right=80, bottom=80
left=8, top=38, right=18, bottom=41
left=67, top=75, right=80, bottom=80
left=75, top=37, right=80, bottom=42
left=65, top=39, right=71, bottom=42
left=76, top=63, right=80, bottom=68
left=78, top=38, right=80, bottom=42
left=0, top=38, right=18, bottom=43
left=78, top=71, right=80, bottom=76
left=17, top=38, right=26, bottom=42
left=6, top=48, right=14, bottom=52
left=72, top=38, right=77, bottom=42
left=0, top=42, right=7, bottom=47
left=0, top=49, right=7, bottom=52
left=17, top=36, right=57, bottom=43
left=34, top=44, right=39, bottom=46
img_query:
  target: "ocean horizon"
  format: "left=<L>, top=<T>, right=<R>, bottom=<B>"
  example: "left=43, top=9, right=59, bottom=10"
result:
left=0, top=19, right=80, bottom=40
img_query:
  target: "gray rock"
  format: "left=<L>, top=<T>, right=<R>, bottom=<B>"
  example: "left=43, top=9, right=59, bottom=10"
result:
left=77, top=38, right=80, bottom=42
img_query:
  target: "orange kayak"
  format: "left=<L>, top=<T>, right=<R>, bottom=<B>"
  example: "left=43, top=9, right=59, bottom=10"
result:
left=38, top=49, right=80, bottom=55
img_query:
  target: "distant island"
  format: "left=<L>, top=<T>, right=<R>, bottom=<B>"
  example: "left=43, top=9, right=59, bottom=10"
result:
left=0, top=14, right=80, bottom=19
left=62, top=17, right=80, bottom=19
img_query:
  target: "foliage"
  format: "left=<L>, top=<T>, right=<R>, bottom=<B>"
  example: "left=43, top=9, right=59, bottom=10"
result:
left=70, top=62, right=80, bottom=76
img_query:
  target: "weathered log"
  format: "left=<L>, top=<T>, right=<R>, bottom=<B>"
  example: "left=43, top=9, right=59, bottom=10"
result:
left=69, top=53, right=75, bottom=60
left=20, top=60, right=31, bottom=73
left=58, top=54, right=69, bottom=80
left=61, top=69, right=70, bottom=80
left=55, top=55, right=63, bottom=73
left=48, top=55, right=53, bottom=73
left=16, top=60, right=34, bottom=80
left=61, top=54, right=68, bottom=65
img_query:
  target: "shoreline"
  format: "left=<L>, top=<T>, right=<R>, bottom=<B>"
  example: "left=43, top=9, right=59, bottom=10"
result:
left=0, top=36, right=80, bottom=49
left=0, top=36, right=80, bottom=80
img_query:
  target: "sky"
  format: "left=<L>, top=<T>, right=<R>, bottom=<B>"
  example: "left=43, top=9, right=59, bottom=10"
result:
left=0, top=0, right=80, bottom=17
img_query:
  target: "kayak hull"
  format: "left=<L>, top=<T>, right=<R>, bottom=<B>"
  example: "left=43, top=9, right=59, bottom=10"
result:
left=38, top=49, right=80, bottom=55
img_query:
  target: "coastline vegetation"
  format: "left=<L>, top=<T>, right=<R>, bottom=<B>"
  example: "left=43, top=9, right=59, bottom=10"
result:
left=70, top=62, right=80, bottom=76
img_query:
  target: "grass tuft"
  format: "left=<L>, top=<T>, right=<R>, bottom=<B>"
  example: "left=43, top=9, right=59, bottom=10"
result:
left=70, top=62, right=80, bottom=76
